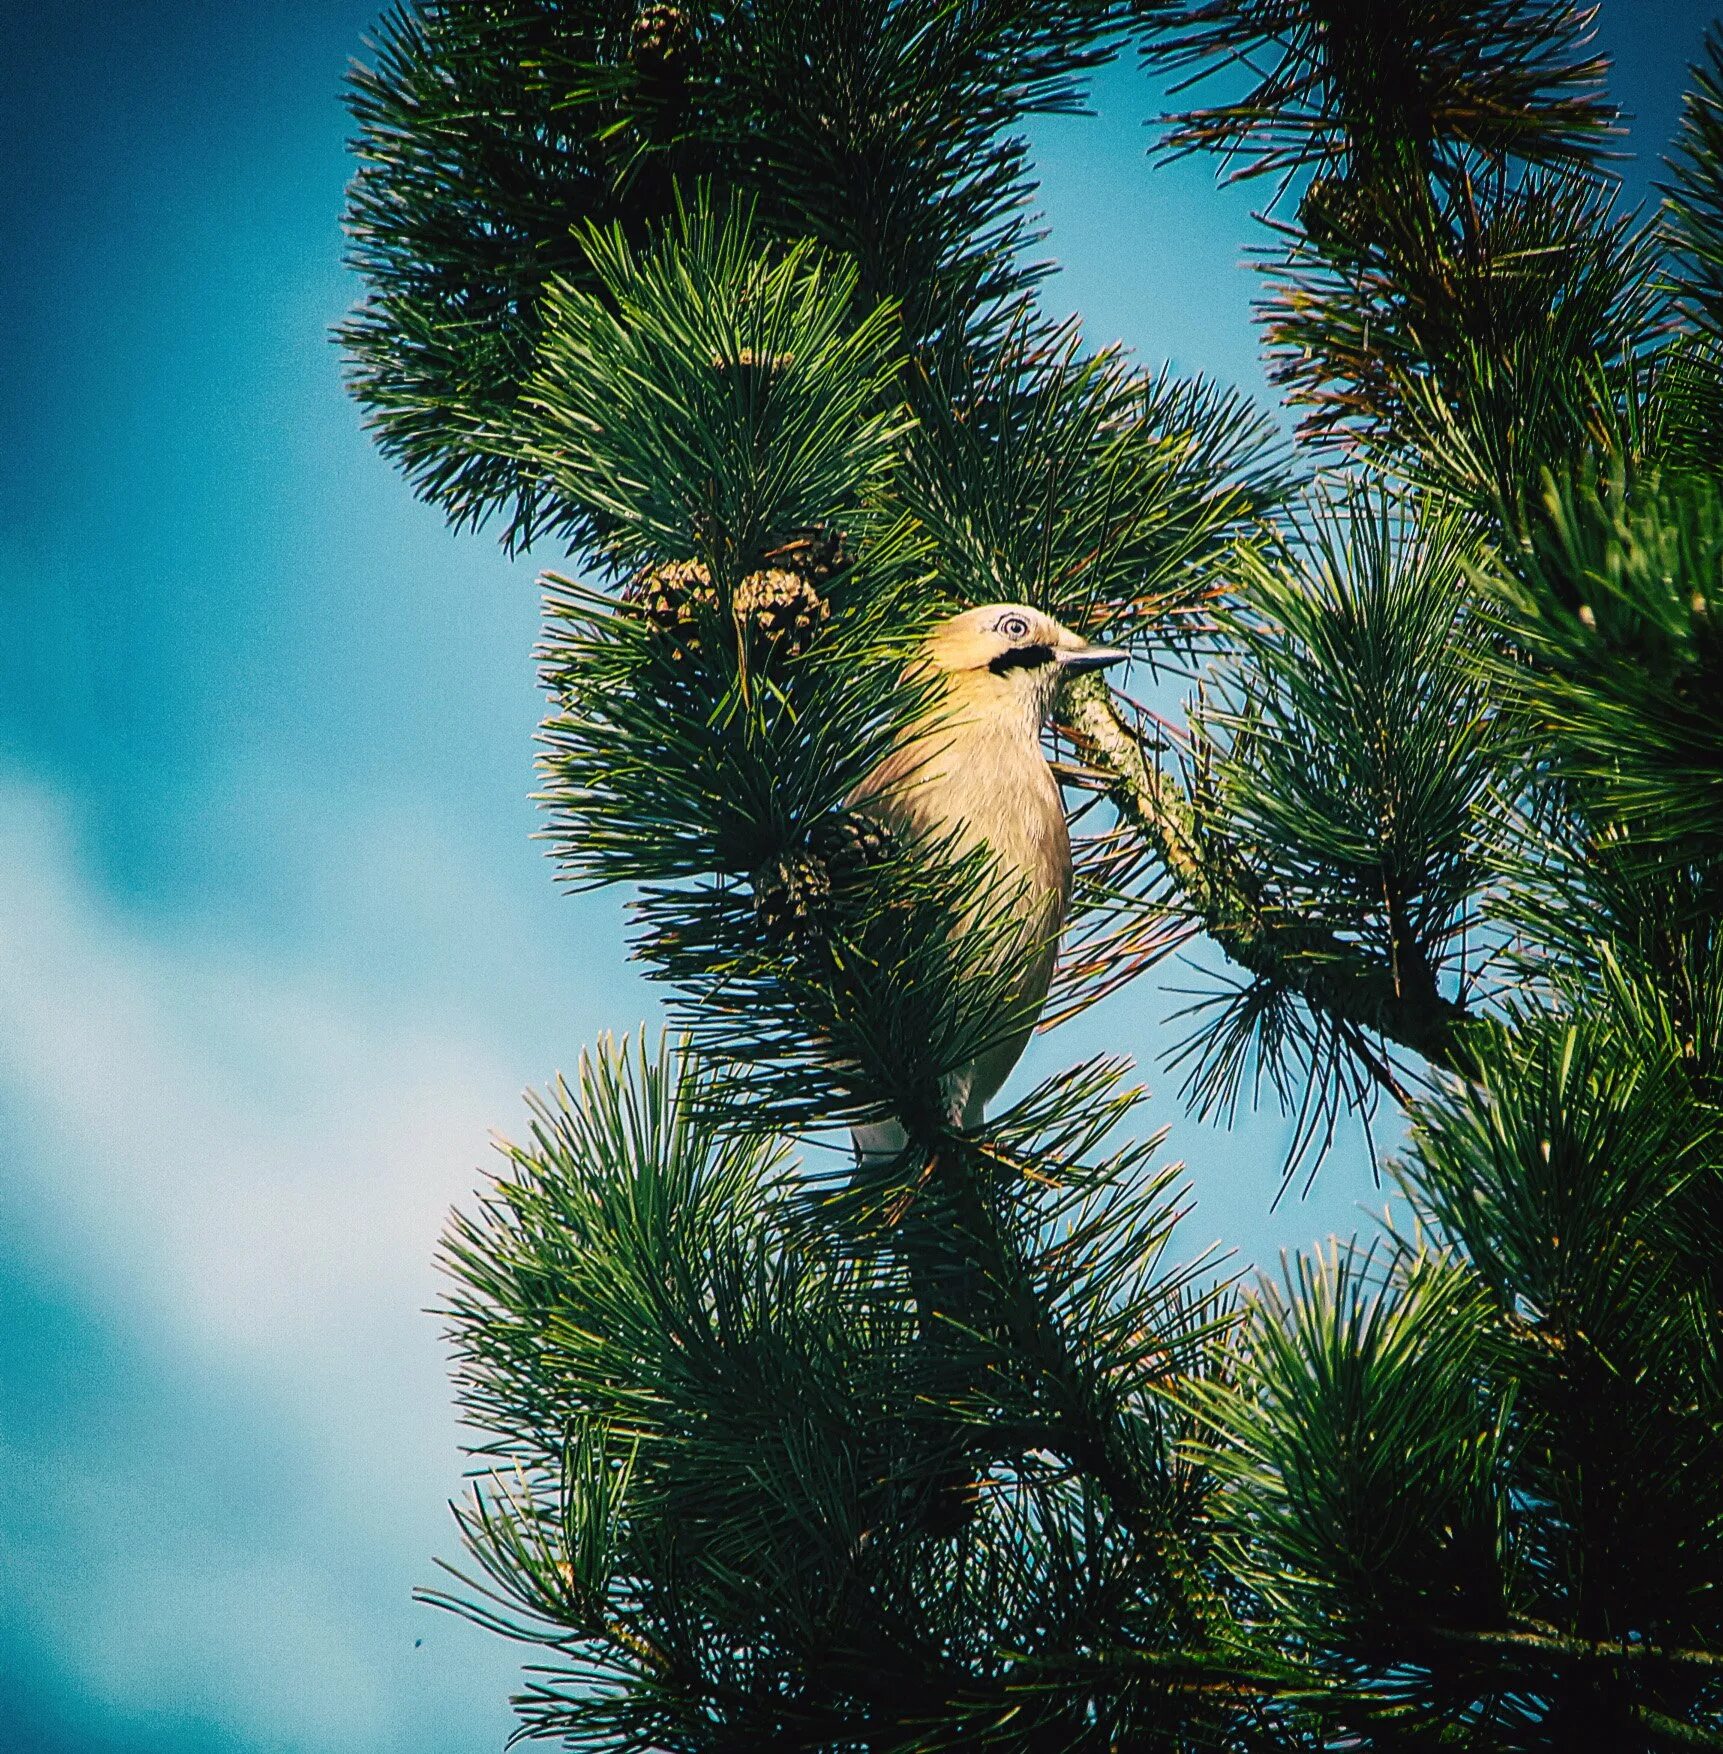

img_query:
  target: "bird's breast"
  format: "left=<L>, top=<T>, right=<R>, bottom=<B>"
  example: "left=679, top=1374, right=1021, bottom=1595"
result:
left=847, top=694, right=1073, bottom=1128
left=857, top=716, right=1070, bottom=922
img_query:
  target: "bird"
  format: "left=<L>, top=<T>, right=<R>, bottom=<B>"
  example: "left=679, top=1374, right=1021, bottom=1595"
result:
left=848, top=603, right=1127, bottom=1164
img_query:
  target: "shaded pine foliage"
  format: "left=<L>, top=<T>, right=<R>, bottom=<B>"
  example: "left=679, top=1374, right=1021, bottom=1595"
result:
left=343, top=2, right=1723, bottom=1748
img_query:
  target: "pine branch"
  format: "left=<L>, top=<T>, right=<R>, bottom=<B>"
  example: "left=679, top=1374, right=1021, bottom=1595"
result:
left=917, top=1137, right=1198, bottom=1563
left=1260, top=167, right=1656, bottom=491
left=1636, top=1709, right=1723, bottom=1753
left=1664, top=25, right=1723, bottom=343
left=343, top=0, right=1134, bottom=545
left=1141, top=0, right=1617, bottom=184
left=1474, top=459, right=1723, bottom=871
left=1428, top=1625, right=1723, bottom=1677
left=1138, top=1, right=1650, bottom=505
left=899, top=319, right=1290, bottom=642
left=437, top=1037, right=1252, bottom=1751
left=1058, top=669, right=1471, bottom=1073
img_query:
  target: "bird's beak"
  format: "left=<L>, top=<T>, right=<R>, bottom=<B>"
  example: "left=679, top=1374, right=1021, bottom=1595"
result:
left=1056, top=643, right=1129, bottom=673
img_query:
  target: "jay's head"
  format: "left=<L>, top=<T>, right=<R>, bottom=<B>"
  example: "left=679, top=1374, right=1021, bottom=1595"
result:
left=920, top=604, right=1127, bottom=733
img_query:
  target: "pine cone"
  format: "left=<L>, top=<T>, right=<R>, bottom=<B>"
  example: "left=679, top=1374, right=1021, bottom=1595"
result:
left=631, top=3, right=695, bottom=79
left=625, top=558, right=717, bottom=659
left=752, top=850, right=834, bottom=945
left=1299, top=174, right=1377, bottom=252
left=764, top=526, right=850, bottom=584
left=810, top=811, right=895, bottom=880
left=734, top=566, right=830, bottom=657
left=752, top=815, right=894, bottom=947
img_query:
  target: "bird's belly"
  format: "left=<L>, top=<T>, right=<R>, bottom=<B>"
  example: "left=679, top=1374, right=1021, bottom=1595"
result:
left=851, top=726, right=1071, bottom=1136
left=916, top=773, right=1068, bottom=1125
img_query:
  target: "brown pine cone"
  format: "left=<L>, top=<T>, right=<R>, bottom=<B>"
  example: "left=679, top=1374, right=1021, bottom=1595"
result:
left=631, top=3, right=696, bottom=79
left=734, top=566, right=830, bottom=658
left=752, top=850, right=835, bottom=945
left=810, top=811, right=895, bottom=880
left=763, top=526, right=851, bottom=584
left=1299, top=174, right=1377, bottom=251
left=624, top=558, right=717, bottom=658
left=752, top=814, right=896, bottom=946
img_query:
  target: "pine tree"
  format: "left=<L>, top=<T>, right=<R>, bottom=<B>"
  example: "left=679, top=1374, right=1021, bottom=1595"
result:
left=342, top=3, right=1723, bottom=1747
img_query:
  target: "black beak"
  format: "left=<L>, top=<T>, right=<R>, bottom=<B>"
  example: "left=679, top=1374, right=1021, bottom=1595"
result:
left=1056, top=644, right=1129, bottom=673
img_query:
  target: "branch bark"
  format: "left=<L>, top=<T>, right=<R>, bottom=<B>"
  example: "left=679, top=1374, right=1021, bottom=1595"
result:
left=1057, top=671, right=1471, bottom=1076
left=1430, top=1624, right=1723, bottom=1675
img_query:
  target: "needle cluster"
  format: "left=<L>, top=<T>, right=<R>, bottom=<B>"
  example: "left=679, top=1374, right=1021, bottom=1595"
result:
left=343, top=3, right=1723, bottom=1747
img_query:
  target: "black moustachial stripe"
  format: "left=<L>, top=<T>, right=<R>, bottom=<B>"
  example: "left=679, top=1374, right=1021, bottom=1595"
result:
left=988, top=642, right=1054, bottom=675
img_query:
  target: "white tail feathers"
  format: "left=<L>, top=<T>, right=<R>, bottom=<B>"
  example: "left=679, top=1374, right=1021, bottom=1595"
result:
left=850, top=1116, right=910, bottom=1171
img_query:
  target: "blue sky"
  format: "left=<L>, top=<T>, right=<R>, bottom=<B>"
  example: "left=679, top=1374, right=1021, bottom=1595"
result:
left=0, top=4, right=1714, bottom=1750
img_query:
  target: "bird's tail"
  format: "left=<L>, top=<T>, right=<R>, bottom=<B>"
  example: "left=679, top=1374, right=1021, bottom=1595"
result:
left=849, top=1116, right=910, bottom=1170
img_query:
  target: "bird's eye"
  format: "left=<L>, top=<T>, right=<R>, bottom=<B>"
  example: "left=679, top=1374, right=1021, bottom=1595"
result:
left=999, top=613, right=1030, bottom=640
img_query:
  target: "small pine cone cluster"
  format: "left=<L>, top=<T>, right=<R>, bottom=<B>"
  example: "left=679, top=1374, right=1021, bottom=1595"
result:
left=624, top=558, right=718, bottom=660
left=626, top=527, right=847, bottom=665
left=631, top=3, right=695, bottom=79
left=752, top=850, right=835, bottom=946
left=752, top=813, right=894, bottom=948
left=809, top=810, right=894, bottom=881
left=1299, top=174, right=1377, bottom=251
left=764, top=526, right=850, bottom=585
left=734, top=566, right=830, bottom=658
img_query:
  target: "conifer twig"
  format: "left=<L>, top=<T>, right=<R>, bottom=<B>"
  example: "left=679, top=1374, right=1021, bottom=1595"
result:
left=1057, top=671, right=1470, bottom=1073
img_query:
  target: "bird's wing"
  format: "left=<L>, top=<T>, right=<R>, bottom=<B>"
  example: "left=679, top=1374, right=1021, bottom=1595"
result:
left=846, top=730, right=942, bottom=837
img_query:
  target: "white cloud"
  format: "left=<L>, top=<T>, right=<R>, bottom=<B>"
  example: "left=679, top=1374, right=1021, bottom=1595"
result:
left=0, top=774, right=554, bottom=1751
left=0, top=779, right=541, bottom=1359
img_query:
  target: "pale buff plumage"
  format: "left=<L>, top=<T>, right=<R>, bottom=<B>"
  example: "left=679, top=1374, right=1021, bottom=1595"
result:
left=849, top=604, right=1126, bottom=1161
